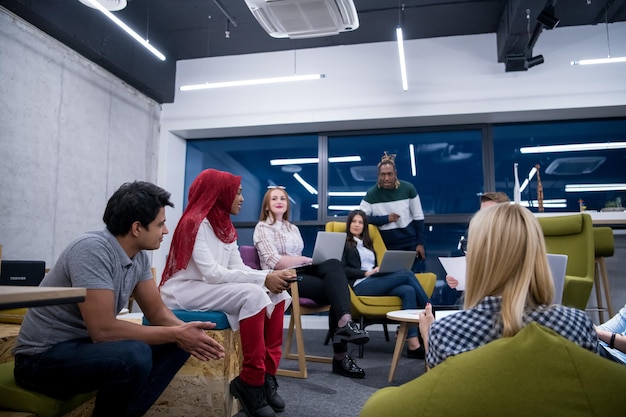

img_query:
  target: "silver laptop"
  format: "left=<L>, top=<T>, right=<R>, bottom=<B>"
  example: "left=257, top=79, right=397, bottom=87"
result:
left=547, top=254, right=568, bottom=304
left=295, top=231, right=346, bottom=268
left=375, top=250, right=416, bottom=274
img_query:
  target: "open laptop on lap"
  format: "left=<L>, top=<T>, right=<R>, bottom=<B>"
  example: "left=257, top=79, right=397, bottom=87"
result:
left=374, top=250, right=416, bottom=275
left=547, top=254, right=567, bottom=305
left=293, top=231, right=346, bottom=270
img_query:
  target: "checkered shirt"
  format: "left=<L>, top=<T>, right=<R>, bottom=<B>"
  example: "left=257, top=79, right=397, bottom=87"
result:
left=426, top=296, right=598, bottom=368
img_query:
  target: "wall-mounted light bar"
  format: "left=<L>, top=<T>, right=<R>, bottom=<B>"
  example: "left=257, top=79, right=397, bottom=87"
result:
left=520, top=199, right=567, bottom=208
left=328, top=191, right=366, bottom=197
left=81, top=0, right=166, bottom=61
left=565, top=183, right=626, bottom=192
left=520, top=142, right=626, bottom=154
left=180, top=74, right=325, bottom=91
left=270, top=156, right=361, bottom=166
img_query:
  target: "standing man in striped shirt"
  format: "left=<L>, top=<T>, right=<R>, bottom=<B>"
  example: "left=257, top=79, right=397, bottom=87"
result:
left=359, top=152, right=426, bottom=273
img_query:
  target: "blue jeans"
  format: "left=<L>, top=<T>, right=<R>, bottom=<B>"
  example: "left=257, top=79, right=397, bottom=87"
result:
left=352, top=270, right=430, bottom=338
left=14, top=338, right=190, bottom=417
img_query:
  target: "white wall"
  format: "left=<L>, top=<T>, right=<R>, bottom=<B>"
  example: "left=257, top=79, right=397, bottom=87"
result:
left=0, top=9, right=161, bottom=266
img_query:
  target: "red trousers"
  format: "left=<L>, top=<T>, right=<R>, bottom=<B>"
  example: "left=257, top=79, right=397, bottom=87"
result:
left=238, top=300, right=285, bottom=386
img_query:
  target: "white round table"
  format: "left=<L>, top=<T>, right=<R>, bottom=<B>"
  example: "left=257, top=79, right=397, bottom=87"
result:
left=386, top=309, right=424, bottom=382
left=386, top=308, right=463, bottom=381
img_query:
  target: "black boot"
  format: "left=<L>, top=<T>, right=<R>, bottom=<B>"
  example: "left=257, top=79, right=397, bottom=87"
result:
left=264, top=374, right=285, bottom=412
left=334, top=320, right=369, bottom=345
left=230, top=376, right=275, bottom=417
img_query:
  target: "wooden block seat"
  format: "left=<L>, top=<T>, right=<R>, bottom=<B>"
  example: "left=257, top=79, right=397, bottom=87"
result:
left=143, top=310, right=243, bottom=417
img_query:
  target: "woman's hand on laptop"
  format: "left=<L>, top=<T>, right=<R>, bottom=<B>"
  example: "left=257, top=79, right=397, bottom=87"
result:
left=365, top=267, right=380, bottom=277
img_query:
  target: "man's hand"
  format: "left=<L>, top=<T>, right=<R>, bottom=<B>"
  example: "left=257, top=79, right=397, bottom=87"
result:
left=265, top=269, right=295, bottom=294
left=416, top=244, right=426, bottom=260
left=388, top=212, right=400, bottom=222
left=175, top=321, right=225, bottom=361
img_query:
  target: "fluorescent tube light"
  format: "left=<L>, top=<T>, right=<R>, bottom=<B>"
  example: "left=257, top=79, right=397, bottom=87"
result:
left=270, top=156, right=361, bottom=166
left=396, top=26, right=408, bottom=91
left=565, top=183, right=626, bottom=192
left=329, top=156, right=362, bottom=163
left=327, top=205, right=361, bottom=211
left=520, top=199, right=567, bottom=208
left=571, top=56, right=626, bottom=65
left=409, top=144, right=416, bottom=177
left=180, top=74, right=325, bottom=91
left=81, top=0, right=166, bottom=61
left=520, top=142, right=626, bottom=154
left=293, top=173, right=318, bottom=195
left=328, top=192, right=366, bottom=197
left=519, top=167, right=538, bottom=193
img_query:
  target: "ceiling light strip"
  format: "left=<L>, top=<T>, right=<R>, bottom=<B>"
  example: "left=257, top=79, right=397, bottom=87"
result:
left=270, top=156, right=361, bottom=166
left=180, top=74, right=325, bottom=91
left=565, top=184, right=626, bottom=192
left=571, top=56, right=626, bottom=65
left=396, top=27, right=408, bottom=91
left=520, top=142, right=626, bottom=154
left=82, top=0, right=166, bottom=61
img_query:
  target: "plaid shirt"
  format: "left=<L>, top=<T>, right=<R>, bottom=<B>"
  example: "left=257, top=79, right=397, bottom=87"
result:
left=427, top=296, right=598, bottom=368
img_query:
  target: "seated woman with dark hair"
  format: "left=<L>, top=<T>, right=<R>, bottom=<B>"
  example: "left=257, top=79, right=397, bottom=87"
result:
left=342, top=209, right=430, bottom=358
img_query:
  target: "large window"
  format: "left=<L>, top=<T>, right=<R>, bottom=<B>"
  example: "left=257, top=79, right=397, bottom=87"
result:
left=185, top=135, right=319, bottom=222
left=493, top=119, right=626, bottom=212
left=327, top=129, right=485, bottom=217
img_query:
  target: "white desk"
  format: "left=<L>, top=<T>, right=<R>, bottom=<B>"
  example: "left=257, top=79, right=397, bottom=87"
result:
left=534, top=211, right=626, bottom=225
left=0, top=286, right=86, bottom=309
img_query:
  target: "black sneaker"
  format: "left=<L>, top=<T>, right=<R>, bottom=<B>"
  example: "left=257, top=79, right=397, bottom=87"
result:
left=230, top=376, right=276, bottom=417
left=332, top=354, right=365, bottom=378
left=334, top=320, right=370, bottom=345
left=264, top=374, right=285, bottom=412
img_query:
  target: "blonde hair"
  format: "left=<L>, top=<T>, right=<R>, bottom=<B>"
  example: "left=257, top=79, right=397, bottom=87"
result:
left=259, top=187, right=291, bottom=224
left=464, top=203, right=554, bottom=337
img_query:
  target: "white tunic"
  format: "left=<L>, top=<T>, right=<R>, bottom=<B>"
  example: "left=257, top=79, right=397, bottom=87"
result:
left=160, top=219, right=291, bottom=330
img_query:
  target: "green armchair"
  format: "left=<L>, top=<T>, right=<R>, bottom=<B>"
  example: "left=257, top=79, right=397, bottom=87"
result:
left=537, top=213, right=595, bottom=310
left=360, top=323, right=626, bottom=417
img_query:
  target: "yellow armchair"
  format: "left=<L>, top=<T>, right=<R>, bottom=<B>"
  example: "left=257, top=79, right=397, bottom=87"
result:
left=325, top=221, right=436, bottom=357
left=537, top=213, right=595, bottom=310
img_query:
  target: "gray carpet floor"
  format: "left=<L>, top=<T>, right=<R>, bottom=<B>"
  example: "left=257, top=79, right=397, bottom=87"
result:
left=235, top=328, right=426, bottom=417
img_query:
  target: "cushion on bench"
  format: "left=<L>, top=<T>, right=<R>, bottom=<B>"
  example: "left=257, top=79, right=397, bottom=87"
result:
left=0, top=362, right=95, bottom=417
left=143, top=310, right=230, bottom=330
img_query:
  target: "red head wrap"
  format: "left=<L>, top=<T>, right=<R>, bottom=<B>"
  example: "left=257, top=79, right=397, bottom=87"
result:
left=160, top=169, right=241, bottom=286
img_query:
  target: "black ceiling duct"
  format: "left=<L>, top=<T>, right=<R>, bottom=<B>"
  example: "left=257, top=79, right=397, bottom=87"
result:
left=537, top=5, right=560, bottom=29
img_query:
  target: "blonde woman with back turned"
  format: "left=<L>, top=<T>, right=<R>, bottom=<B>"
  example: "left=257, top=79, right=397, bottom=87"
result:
left=419, top=203, right=598, bottom=369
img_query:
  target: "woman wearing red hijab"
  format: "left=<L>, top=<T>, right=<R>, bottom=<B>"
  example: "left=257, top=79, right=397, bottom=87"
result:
left=160, top=169, right=295, bottom=417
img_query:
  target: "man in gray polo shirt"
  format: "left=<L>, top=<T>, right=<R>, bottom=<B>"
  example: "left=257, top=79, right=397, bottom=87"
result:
left=13, top=181, right=225, bottom=417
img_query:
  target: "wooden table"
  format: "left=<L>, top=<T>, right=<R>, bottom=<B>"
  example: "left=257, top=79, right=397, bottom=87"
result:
left=0, top=286, right=86, bottom=310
